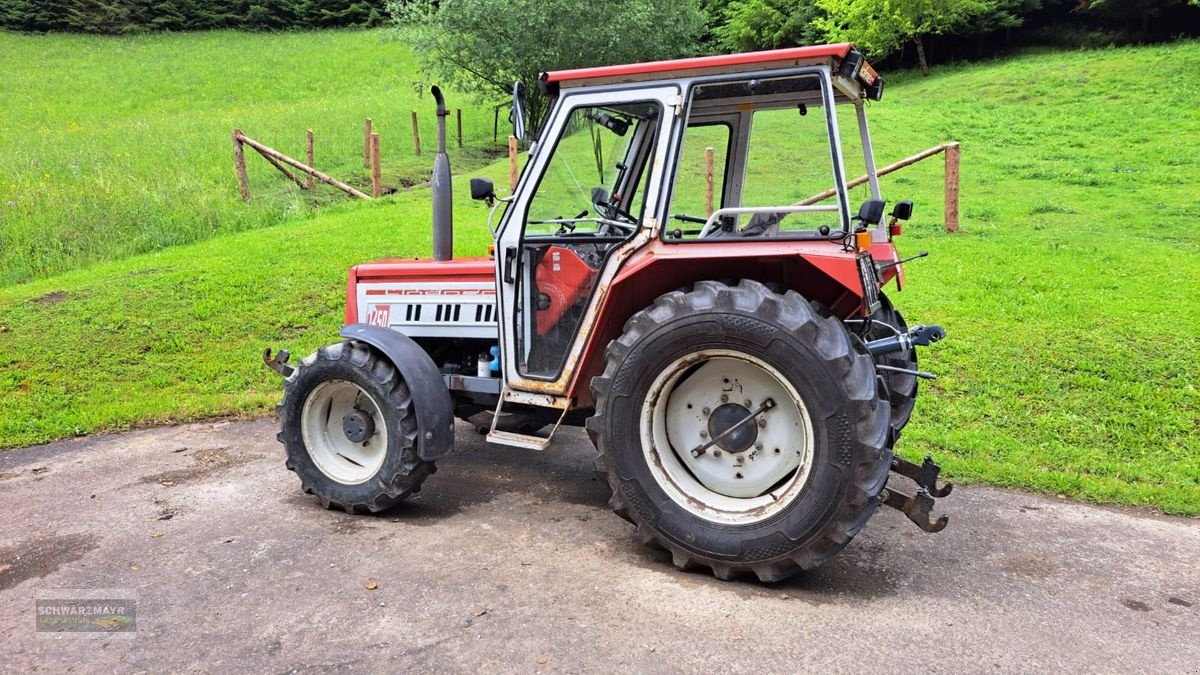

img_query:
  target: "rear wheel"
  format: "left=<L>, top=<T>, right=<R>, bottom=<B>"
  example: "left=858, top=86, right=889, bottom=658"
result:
left=277, top=340, right=434, bottom=513
left=588, top=280, right=891, bottom=581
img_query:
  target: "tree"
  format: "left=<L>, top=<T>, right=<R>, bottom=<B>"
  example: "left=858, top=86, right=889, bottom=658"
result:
left=1082, top=0, right=1200, bottom=40
left=814, top=0, right=995, bottom=75
left=714, top=0, right=825, bottom=52
left=390, top=0, right=706, bottom=134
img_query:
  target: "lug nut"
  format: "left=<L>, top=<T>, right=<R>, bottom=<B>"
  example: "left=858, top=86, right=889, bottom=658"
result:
left=744, top=399, right=752, bottom=408
left=720, top=394, right=729, bottom=403
left=702, top=407, right=711, bottom=416
left=758, top=417, right=767, bottom=428
left=755, top=442, right=763, bottom=451
left=699, top=430, right=708, bottom=438
left=713, top=450, right=722, bottom=457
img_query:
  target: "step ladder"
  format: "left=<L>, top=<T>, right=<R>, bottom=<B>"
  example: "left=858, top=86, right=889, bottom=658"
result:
left=485, top=388, right=570, bottom=450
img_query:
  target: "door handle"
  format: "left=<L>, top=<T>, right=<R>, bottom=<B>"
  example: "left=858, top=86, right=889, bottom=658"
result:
left=503, top=246, right=518, bottom=284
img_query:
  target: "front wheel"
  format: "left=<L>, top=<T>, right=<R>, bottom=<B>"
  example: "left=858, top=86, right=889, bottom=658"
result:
left=277, top=340, right=434, bottom=513
left=588, top=280, right=891, bottom=582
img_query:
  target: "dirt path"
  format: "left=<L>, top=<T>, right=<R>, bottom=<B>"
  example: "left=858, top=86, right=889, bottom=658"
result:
left=1, top=419, right=1197, bottom=672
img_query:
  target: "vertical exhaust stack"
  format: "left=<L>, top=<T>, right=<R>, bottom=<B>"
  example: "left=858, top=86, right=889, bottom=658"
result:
left=431, top=86, right=453, bottom=261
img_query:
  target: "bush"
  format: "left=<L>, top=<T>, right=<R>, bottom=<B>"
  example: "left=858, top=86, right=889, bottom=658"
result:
left=391, top=0, right=706, bottom=133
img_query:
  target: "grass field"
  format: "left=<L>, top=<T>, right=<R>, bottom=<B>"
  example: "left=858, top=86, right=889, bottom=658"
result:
left=0, top=29, right=500, bottom=284
left=0, top=34, right=1197, bottom=514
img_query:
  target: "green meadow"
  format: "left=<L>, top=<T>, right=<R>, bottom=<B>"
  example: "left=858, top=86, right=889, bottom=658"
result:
left=0, top=29, right=499, bottom=284
left=0, top=32, right=1196, bottom=514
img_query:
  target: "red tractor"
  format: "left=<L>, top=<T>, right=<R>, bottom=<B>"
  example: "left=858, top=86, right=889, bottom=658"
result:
left=265, top=44, right=951, bottom=582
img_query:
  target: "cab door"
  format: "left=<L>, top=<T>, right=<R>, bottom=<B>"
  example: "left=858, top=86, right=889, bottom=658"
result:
left=494, top=85, right=678, bottom=396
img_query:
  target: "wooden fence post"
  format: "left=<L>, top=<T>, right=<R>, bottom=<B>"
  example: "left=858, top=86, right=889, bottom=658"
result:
left=371, top=133, right=382, bottom=198
left=411, top=111, right=422, bottom=156
left=944, top=142, right=960, bottom=233
left=232, top=129, right=250, bottom=202
left=363, top=118, right=372, bottom=168
left=508, top=135, right=519, bottom=192
left=456, top=108, right=463, bottom=149
left=704, top=146, right=715, bottom=216
left=305, top=129, right=314, bottom=189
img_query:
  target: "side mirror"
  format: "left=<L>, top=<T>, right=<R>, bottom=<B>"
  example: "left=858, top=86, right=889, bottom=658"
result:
left=891, top=200, right=913, bottom=221
left=856, top=198, right=886, bottom=226
left=470, top=177, right=495, bottom=205
left=511, top=81, right=527, bottom=142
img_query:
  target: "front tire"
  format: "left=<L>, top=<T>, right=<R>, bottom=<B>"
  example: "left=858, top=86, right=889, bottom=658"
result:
left=588, top=280, right=891, bottom=582
left=277, top=340, right=434, bottom=513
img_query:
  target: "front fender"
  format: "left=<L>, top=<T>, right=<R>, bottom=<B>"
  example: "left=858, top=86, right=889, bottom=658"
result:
left=339, top=324, right=455, bottom=461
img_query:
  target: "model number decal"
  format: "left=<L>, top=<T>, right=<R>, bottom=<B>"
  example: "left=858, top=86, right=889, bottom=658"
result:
left=366, top=304, right=391, bottom=327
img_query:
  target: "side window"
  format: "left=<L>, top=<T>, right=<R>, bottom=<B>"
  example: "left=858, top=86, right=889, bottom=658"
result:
left=666, top=73, right=841, bottom=239
left=669, top=123, right=731, bottom=226
left=740, top=106, right=839, bottom=234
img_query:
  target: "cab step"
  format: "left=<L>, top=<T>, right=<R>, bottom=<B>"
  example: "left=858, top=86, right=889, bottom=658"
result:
left=484, top=388, right=570, bottom=450
left=485, top=429, right=554, bottom=451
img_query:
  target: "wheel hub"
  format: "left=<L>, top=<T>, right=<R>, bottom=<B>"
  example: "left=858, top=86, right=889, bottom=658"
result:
left=341, top=409, right=375, bottom=444
left=644, top=351, right=814, bottom=521
left=706, top=403, right=757, bottom=453
left=300, top=380, right=389, bottom=485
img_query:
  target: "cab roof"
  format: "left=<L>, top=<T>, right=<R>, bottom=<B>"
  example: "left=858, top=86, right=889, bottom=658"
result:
left=541, top=44, right=855, bottom=89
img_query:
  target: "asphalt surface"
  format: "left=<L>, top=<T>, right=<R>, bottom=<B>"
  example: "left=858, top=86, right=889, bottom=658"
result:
left=1, top=418, right=1197, bottom=672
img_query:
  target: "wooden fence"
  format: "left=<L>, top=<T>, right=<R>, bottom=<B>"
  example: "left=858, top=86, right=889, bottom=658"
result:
left=702, top=141, right=962, bottom=232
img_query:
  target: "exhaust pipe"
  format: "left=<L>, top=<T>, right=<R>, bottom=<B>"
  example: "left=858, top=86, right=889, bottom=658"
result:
left=431, top=85, right=453, bottom=261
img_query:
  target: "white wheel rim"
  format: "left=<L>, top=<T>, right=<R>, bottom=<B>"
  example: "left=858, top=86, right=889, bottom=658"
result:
left=301, top=380, right=389, bottom=485
left=639, top=350, right=815, bottom=525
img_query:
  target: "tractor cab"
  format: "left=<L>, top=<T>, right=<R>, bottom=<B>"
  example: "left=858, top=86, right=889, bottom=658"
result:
left=482, top=44, right=903, bottom=413
left=267, top=45, right=952, bottom=583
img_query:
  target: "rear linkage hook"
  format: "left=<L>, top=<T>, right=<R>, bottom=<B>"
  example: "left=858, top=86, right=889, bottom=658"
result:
left=881, top=455, right=953, bottom=533
left=263, top=348, right=294, bottom=377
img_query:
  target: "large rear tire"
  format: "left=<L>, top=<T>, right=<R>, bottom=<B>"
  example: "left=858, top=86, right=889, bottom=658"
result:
left=277, top=340, right=434, bottom=513
left=588, top=280, right=891, bottom=582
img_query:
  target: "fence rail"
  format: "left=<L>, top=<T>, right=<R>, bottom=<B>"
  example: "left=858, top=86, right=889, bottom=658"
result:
left=796, top=142, right=961, bottom=232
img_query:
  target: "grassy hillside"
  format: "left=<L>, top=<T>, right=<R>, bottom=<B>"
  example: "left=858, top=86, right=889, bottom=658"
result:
left=0, top=29, right=498, bottom=284
left=0, top=37, right=1197, bottom=514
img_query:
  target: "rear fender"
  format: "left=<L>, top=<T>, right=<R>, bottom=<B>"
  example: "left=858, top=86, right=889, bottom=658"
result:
left=339, top=324, right=455, bottom=461
left=566, top=249, right=866, bottom=406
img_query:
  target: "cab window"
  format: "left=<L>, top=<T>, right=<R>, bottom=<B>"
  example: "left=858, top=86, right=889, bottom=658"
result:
left=666, top=73, right=841, bottom=240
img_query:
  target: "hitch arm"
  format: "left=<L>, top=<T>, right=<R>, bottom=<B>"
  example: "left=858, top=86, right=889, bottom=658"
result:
left=892, top=455, right=953, bottom=498
left=880, top=486, right=948, bottom=533
left=864, top=324, right=945, bottom=357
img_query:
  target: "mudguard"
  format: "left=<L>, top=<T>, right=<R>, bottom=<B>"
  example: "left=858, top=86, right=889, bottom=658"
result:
left=339, top=324, right=455, bottom=461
